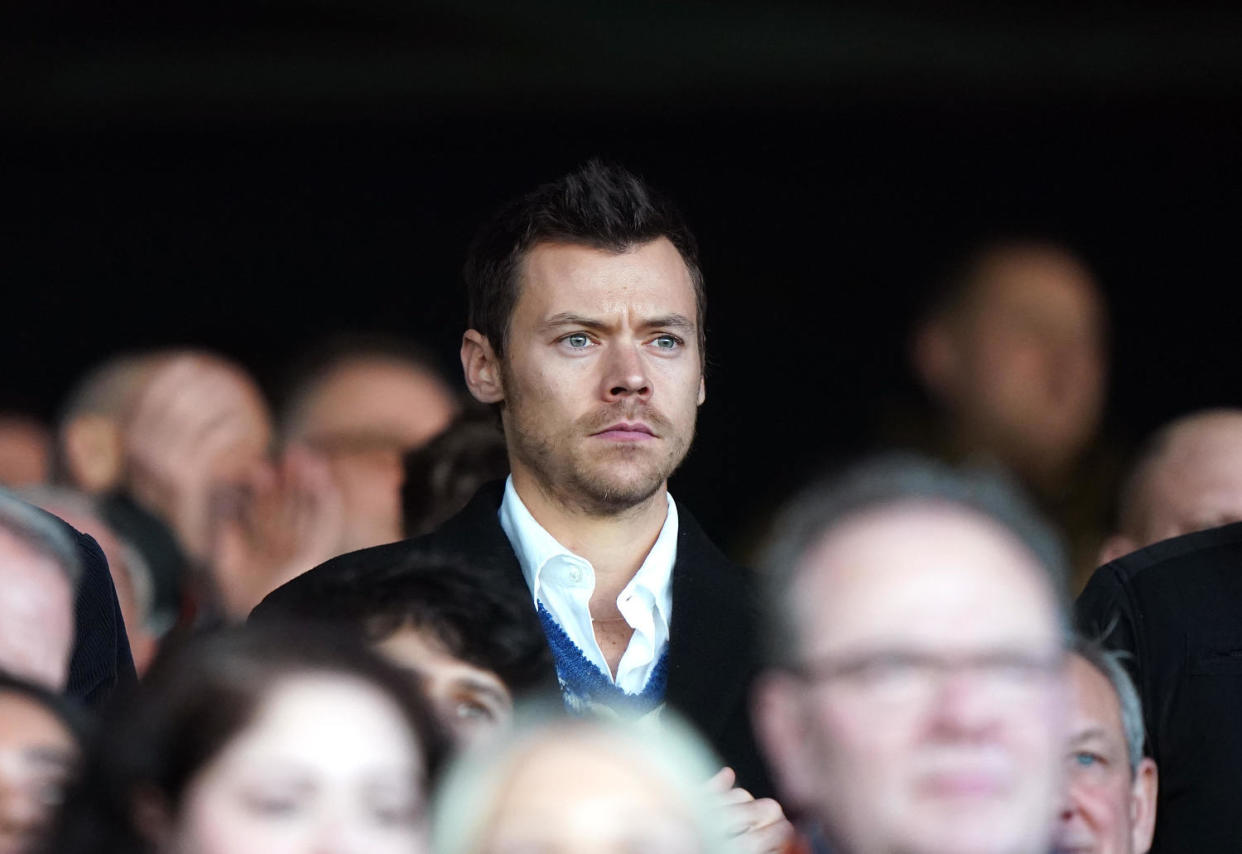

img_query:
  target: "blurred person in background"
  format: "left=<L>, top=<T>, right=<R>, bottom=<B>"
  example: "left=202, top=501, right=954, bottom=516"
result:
left=0, top=414, right=51, bottom=489
left=754, top=455, right=1071, bottom=854
left=0, top=492, right=82, bottom=691
left=277, top=334, right=459, bottom=554
left=87, top=349, right=343, bottom=623
left=55, top=353, right=162, bottom=497
left=0, top=674, right=89, bottom=854
left=431, top=713, right=749, bottom=854
left=252, top=551, right=552, bottom=748
left=906, top=239, right=1114, bottom=588
left=400, top=408, right=508, bottom=538
left=1098, top=409, right=1242, bottom=563
left=19, top=486, right=158, bottom=674
left=1055, top=639, right=1157, bottom=854
left=50, top=623, right=445, bottom=854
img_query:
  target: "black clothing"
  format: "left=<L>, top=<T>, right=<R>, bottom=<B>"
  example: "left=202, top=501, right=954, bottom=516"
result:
left=254, top=481, right=773, bottom=795
left=1077, top=521, right=1242, bottom=854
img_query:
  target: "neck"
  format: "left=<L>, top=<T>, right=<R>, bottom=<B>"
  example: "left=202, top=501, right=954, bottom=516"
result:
left=510, top=469, right=669, bottom=614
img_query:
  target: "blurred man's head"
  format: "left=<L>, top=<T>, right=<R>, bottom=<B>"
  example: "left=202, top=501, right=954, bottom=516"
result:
left=0, top=493, right=81, bottom=690
left=401, top=409, right=509, bottom=538
left=1055, top=641, right=1157, bottom=854
left=432, top=714, right=741, bottom=854
left=755, top=456, right=1070, bottom=854
left=19, top=487, right=158, bottom=675
left=913, top=241, right=1107, bottom=487
left=56, top=353, right=162, bottom=495
left=0, top=415, right=51, bottom=489
left=1101, top=409, right=1242, bottom=562
left=280, top=336, right=458, bottom=551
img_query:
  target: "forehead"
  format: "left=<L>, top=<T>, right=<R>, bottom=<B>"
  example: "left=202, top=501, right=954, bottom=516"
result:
left=514, top=238, right=697, bottom=323
left=1067, top=655, right=1125, bottom=739
left=966, top=250, right=1102, bottom=325
left=791, top=503, right=1060, bottom=655
left=375, top=625, right=508, bottom=694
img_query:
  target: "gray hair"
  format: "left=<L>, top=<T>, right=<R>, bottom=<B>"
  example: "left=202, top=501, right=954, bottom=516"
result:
left=0, top=489, right=82, bottom=587
left=1072, top=636, right=1147, bottom=775
left=758, top=453, right=1071, bottom=667
left=431, top=704, right=743, bottom=854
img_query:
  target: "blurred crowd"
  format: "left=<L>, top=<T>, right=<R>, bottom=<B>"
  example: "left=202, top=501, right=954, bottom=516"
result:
left=1, top=160, right=1240, bottom=854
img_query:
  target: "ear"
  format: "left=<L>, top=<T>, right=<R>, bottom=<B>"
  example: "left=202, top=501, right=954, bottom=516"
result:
left=62, top=414, right=124, bottom=493
left=751, top=671, right=817, bottom=811
left=911, top=317, right=958, bottom=400
left=1130, top=757, right=1158, bottom=854
left=697, top=375, right=706, bottom=406
left=461, top=330, right=505, bottom=405
left=1098, top=534, right=1138, bottom=566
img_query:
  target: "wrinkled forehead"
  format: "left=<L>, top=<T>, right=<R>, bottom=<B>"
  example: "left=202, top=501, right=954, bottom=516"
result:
left=790, top=502, right=1062, bottom=656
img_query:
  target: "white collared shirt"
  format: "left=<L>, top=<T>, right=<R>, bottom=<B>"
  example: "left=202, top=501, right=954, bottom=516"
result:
left=499, top=476, right=677, bottom=695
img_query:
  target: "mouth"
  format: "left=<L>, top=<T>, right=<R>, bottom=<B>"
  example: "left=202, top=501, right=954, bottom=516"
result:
left=591, top=422, right=657, bottom=441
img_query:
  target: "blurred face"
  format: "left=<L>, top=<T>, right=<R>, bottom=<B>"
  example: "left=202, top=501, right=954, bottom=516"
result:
left=296, top=359, right=457, bottom=551
left=0, top=693, right=77, bottom=854
left=760, top=504, right=1067, bottom=854
left=476, top=736, right=702, bottom=854
left=944, top=249, right=1106, bottom=476
left=1131, top=415, right=1242, bottom=546
left=0, top=531, right=74, bottom=691
left=1055, top=655, right=1156, bottom=854
left=171, top=675, right=428, bottom=854
left=375, top=626, right=512, bottom=748
left=0, top=419, right=50, bottom=489
left=496, top=239, right=705, bottom=515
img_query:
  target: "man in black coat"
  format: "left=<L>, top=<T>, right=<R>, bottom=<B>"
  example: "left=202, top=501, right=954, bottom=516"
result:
left=257, top=161, right=783, bottom=840
left=1078, top=521, right=1242, bottom=853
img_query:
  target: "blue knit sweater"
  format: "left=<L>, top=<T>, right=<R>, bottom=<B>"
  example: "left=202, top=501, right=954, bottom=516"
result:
left=537, top=602, right=668, bottom=718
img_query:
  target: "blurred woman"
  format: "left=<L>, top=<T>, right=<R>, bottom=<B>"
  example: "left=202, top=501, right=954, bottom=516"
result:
left=0, top=674, right=88, bottom=854
left=49, top=622, right=444, bottom=854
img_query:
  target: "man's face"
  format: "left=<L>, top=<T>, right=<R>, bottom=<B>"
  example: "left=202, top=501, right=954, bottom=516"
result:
left=1054, top=655, right=1157, bottom=854
left=0, top=531, right=74, bottom=691
left=374, top=625, right=512, bottom=749
left=492, top=239, right=704, bottom=515
left=295, top=359, right=457, bottom=551
left=943, top=249, right=1106, bottom=476
left=758, top=504, right=1067, bottom=854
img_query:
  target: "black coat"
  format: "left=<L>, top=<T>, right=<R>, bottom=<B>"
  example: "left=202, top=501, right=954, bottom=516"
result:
left=1077, top=521, right=1242, bottom=854
left=255, top=481, right=774, bottom=795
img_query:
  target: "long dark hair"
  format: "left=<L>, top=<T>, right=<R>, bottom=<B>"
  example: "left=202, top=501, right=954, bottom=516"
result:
left=47, top=622, right=446, bottom=854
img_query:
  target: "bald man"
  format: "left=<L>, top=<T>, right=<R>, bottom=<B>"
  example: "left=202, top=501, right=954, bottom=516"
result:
left=1099, top=409, right=1242, bottom=563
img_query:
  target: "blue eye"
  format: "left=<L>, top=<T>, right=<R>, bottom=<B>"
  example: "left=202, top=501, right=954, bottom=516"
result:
left=1074, top=752, right=1099, bottom=767
left=564, top=334, right=591, bottom=348
left=653, top=335, right=681, bottom=350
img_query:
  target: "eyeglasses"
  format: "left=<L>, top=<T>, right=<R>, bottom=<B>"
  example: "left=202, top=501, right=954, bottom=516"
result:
left=792, top=647, right=1065, bottom=708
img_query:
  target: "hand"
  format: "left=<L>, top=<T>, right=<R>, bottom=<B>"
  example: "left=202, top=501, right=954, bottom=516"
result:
left=124, top=354, right=269, bottom=561
left=208, top=444, right=345, bottom=618
left=706, top=766, right=795, bottom=854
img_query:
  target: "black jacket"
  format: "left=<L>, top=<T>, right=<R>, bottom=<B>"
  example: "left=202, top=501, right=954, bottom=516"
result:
left=1077, top=521, right=1242, bottom=854
left=255, top=481, right=773, bottom=795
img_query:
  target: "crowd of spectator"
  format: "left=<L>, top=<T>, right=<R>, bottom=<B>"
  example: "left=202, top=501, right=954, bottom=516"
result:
left=0, top=159, right=1239, bottom=854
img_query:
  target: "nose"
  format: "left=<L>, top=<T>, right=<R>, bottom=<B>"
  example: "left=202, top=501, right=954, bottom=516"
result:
left=601, top=341, right=651, bottom=402
left=925, top=668, right=1002, bottom=740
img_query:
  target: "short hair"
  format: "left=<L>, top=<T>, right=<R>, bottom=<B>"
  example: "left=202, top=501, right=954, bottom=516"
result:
left=0, top=489, right=82, bottom=587
left=49, top=622, right=446, bottom=854
left=401, top=409, right=509, bottom=537
left=1071, top=636, right=1147, bottom=775
left=276, top=332, right=454, bottom=441
left=430, top=707, right=742, bottom=854
left=463, top=159, right=706, bottom=360
left=252, top=552, right=552, bottom=698
left=759, top=453, right=1071, bottom=667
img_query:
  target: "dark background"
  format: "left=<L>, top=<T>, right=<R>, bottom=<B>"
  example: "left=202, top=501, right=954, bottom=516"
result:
left=4, top=1, right=1241, bottom=546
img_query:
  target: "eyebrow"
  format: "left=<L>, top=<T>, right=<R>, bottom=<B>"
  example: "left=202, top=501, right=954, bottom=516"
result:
left=1069, top=727, right=1114, bottom=746
left=454, top=678, right=510, bottom=705
left=541, top=312, right=696, bottom=333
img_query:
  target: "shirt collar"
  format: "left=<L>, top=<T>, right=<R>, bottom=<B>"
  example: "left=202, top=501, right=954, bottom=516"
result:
left=498, top=475, right=677, bottom=622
